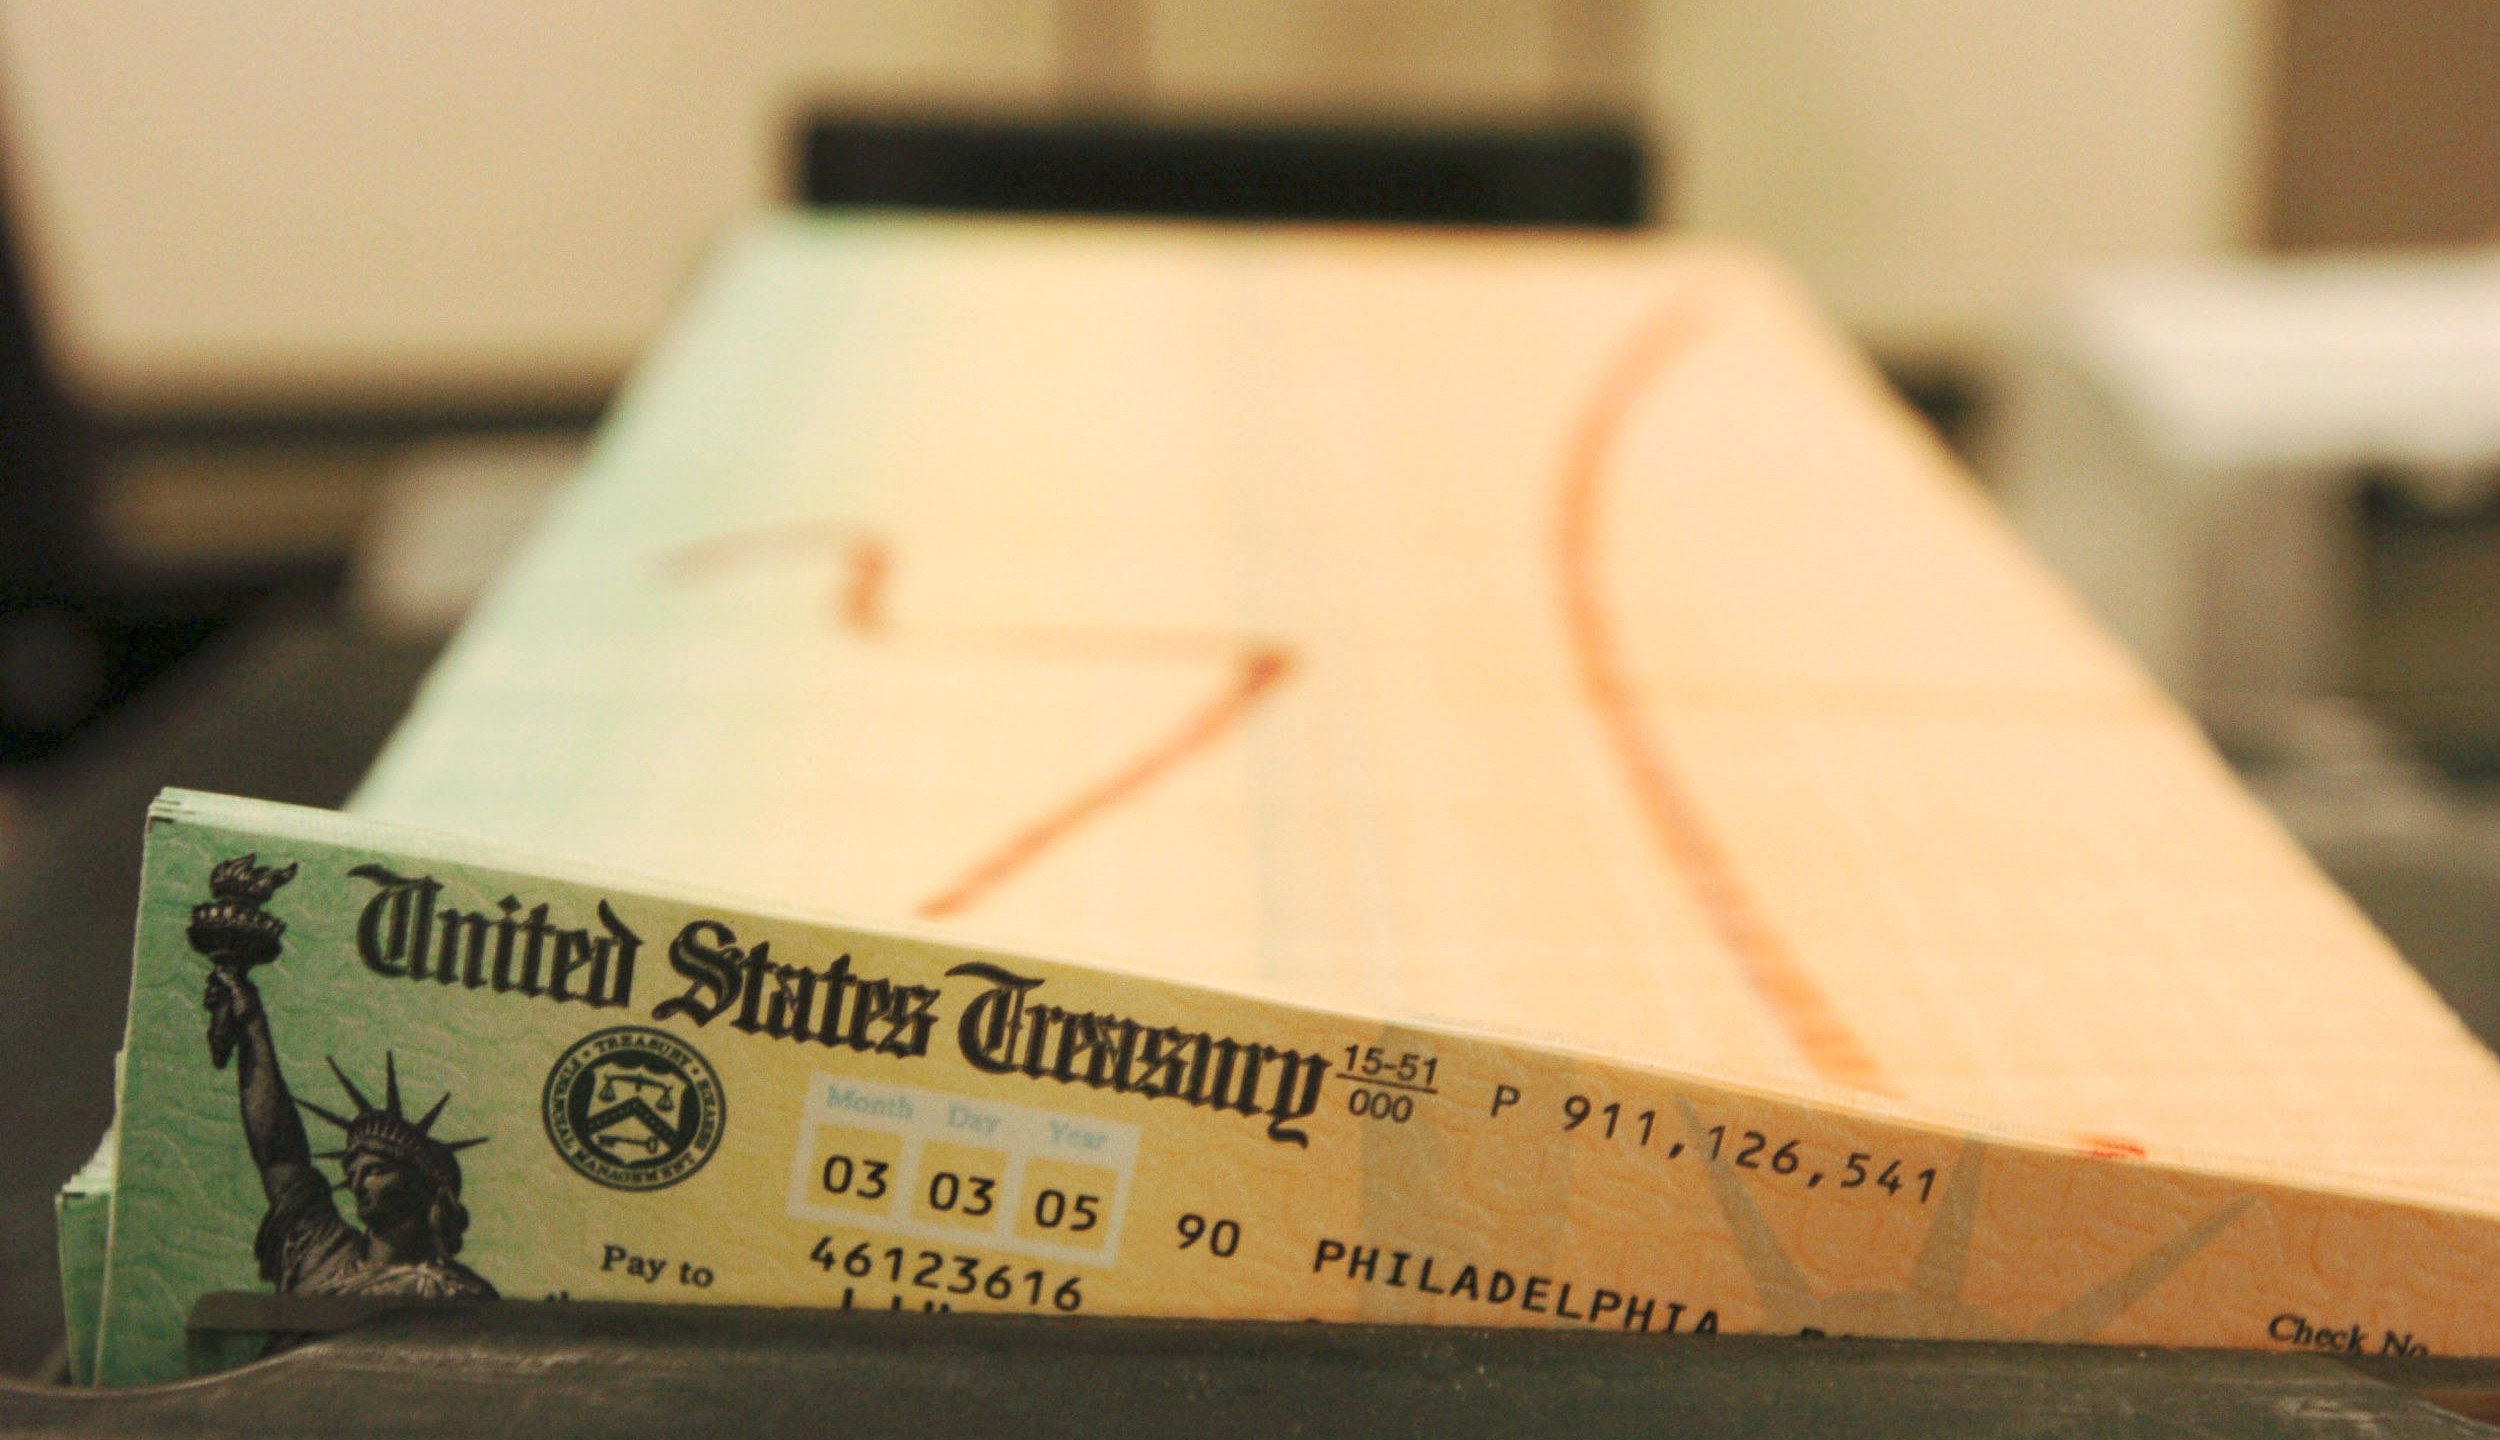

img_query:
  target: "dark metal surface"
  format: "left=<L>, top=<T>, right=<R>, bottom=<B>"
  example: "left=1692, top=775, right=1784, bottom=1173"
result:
left=8, top=1303, right=2500, bottom=1439
left=798, top=115, right=1651, bottom=229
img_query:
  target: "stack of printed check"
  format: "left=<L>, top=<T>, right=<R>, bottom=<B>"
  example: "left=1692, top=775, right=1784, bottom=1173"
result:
left=66, top=219, right=2500, bottom=1386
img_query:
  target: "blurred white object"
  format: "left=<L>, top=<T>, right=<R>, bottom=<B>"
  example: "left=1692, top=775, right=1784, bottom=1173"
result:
left=1999, top=249, right=2500, bottom=719
left=1998, top=250, right=2500, bottom=1042
left=348, top=437, right=578, bottom=638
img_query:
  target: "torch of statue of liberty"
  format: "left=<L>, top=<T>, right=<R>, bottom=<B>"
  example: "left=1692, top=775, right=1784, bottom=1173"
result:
left=193, top=854, right=498, bottom=1301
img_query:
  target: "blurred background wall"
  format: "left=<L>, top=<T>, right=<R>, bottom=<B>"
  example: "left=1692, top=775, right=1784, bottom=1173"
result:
left=0, top=0, right=2268, bottom=416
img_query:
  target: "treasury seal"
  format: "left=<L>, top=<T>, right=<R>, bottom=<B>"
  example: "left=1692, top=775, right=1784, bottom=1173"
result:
left=542, top=1027, right=725, bottom=1191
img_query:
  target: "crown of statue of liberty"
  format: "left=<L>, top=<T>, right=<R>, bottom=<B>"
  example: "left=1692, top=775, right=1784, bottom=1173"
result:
left=298, top=1053, right=487, bottom=1197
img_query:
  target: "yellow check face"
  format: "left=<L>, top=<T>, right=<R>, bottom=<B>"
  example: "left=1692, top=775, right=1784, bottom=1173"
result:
left=85, top=791, right=2500, bottom=1386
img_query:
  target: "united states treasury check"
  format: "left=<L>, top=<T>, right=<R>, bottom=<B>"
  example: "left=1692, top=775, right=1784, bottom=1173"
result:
left=88, top=790, right=2500, bottom=1384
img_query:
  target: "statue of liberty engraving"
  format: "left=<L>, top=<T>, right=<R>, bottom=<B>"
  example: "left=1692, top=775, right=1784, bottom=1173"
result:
left=193, top=854, right=498, bottom=1301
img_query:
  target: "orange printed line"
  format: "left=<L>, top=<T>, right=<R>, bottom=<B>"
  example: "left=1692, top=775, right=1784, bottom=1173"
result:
left=918, top=648, right=1293, bottom=920
left=666, top=520, right=1296, bottom=920
left=664, top=520, right=864, bottom=581
left=1557, top=303, right=1891, bottom=1094
left=842, top=539, right=889, bottom=633
left=664, top=523, right=889, bottom=635
left=2078, top=1134, right=2147, bottom=1161
left=671, top=527, right=1226, bottom=659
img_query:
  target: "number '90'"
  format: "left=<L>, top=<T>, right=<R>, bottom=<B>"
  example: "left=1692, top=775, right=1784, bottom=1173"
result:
left=1176, top=1213, right=1240, bottom=1256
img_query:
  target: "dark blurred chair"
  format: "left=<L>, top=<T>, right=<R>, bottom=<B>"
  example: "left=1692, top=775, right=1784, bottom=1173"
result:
left=0, top=109, right=110, bottom=758
left=0, top=113, right=242, bottom=767
left=0, top=127, right=91, bottom=585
